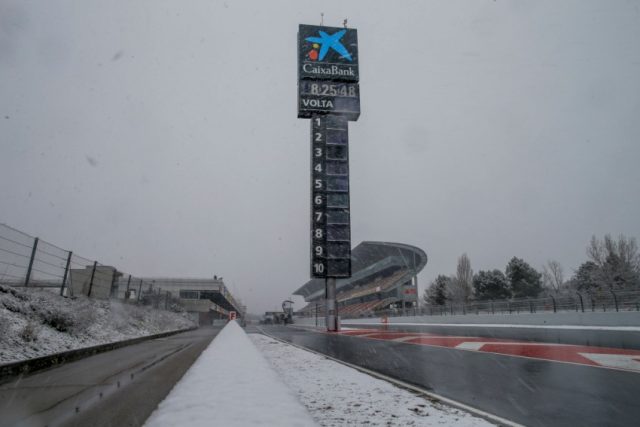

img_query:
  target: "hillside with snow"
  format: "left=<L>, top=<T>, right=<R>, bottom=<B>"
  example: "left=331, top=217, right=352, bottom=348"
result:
left=0, top=285, right=196, bottom=363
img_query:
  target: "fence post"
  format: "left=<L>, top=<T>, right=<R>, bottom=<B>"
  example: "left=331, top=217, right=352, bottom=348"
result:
left=508, top=302, right=512, bottom=314
left=165, top=291, right=169, bottom=310
left=491, top=301, right=494, bottom=314
left=59, top=251, right=72, bottom=296
left=24, top=237, right=39, bottom=287
left=550, top=295, right=557, bottom=313
left=611, top=289, right=619, bottom=312
left=87, top=261, right=98, bottom=297
left=576, top=292, right=584, bottom=313
left=529, top=300, right=533, bottom=313
left=137, top=279, right=143, bottom=302
left=125, top=274, right=132, bottom=299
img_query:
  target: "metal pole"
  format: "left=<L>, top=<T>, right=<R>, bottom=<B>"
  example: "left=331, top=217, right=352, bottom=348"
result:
left=87, top=261, right=98, bottom=297
left=165, top=291, right=169, bottom=310
left=577, top=292, right=584, bottom=313
left=25, top=237, right=39, bottom=287
left=60, top=251, right=72, bottom=296
left=137, top=279, right=143, bottom=302
left=326, top=278, right=339, bottom=331
left=611, top=289, right=619, bottom=312
left=315, top=302, right=318, bottom=327
left=125, top=274, right=132, bottom=299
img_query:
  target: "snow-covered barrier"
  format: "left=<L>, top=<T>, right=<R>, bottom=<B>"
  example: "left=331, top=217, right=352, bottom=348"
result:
left=145, top=321, right=316, bottom=427
left=0, top=327, right=195, bottom=383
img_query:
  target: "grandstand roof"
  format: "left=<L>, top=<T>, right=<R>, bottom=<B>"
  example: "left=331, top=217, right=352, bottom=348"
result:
left=293, top=241, right=427, bottom=302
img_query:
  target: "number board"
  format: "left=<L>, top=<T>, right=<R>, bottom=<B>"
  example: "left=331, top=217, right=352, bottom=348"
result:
left=310, top=115, right=352, bottom=278
left=298, top=81, right=360, bottom=121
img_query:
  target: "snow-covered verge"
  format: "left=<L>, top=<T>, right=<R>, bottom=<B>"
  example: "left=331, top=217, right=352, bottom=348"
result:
left=0, top=285, right=195, bottom=364
left=251, top=333, right=496, bottom=427
left=144, top=321, right=316, bottom=427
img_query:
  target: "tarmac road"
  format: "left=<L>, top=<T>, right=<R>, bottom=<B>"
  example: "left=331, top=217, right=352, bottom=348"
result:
left=0, top=327, right=221, bottom=427
left=261, top=325, right=640, bottom=427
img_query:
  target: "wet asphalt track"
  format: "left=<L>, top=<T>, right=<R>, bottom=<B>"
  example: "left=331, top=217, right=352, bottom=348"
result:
left=343, top=321, right=640, bottom=350
left=261, top=325, right=640, bottom=427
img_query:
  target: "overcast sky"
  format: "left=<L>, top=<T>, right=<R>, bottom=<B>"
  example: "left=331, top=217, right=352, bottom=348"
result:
left=1, top=0, right=639, bottom=314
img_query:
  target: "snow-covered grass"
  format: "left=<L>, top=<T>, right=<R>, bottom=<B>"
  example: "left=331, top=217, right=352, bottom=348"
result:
left=0, top=285, right=195, bottom=364
left=145, top=321, right=316, bottom=427
left=251, top=333, right=496, bottom=427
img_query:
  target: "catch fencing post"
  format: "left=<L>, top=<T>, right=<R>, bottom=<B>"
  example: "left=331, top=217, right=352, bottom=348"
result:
left=576, top=292, right=584, bottom=313
left=611, top=290, right=619, bottom=312
left=60, top=251, right=72, bottom=296
left=24, top=237, right=39, bottom=287
left=125, top=274, right=132, bottom=299
left=87, top=261, right=98, bottom=297
left=550, top=295, right=557, bottom=313
left=137, top=279, right=143, bottom=302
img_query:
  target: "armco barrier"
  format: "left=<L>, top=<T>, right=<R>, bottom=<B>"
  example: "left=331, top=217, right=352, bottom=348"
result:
left=0, top=326, right=197, bottom=384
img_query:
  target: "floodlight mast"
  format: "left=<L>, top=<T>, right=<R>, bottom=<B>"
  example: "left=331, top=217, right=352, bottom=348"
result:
left=297, top=24, right=360, bottom=332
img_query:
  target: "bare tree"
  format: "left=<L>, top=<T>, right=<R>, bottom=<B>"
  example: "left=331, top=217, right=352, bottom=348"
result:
left=447, top=253, right=473, bottom=303
left=586, top=234, right=640, bottom=291
left=542, top=260, right=564, bottom=294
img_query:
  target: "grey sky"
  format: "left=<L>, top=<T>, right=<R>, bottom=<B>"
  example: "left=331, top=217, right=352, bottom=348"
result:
left=1, top=0, right=639, bottom=314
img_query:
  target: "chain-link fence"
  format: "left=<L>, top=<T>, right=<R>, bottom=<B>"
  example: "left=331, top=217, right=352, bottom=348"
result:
left=0, top=223, right=177, bottom=309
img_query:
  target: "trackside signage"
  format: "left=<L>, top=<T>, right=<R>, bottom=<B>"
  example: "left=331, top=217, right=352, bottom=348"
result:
left=298, top=25, right=359, bottom=82
left=298, top=23, right=360, bottom=283
left=298, top=24, right=360, bottom=121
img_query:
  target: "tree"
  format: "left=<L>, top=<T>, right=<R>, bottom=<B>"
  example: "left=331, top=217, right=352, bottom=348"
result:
left=572, top=261, right=599, bottom=293
left=586, top=234, right=640, bottom=291
left=448, top=253, right=473, bottom=303
left=473, top=270, right=510, bottom=300
left=542, top=260, right=564, bottom=294
left=506, top=257, right=543, bottom=298
left=424, top=275, right=449, bottom=305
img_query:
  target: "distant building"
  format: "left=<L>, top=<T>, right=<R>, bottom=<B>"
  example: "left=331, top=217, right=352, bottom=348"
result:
left=294, top=241, right=427, bottom=318
left=130, top=277, right=243, bottom=325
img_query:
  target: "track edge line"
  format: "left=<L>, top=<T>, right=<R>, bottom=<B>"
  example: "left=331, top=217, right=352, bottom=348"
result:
left=256, top=328, right=524, bottom=427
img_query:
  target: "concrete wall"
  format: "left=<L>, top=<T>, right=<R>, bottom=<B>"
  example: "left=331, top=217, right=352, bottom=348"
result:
left=70, top=266, right=118, bottom=299
left=295, top=310, right=640, bottom=327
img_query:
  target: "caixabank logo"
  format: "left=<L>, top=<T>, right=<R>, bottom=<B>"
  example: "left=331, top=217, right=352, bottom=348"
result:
left=298, top=24, right=359, bottom=82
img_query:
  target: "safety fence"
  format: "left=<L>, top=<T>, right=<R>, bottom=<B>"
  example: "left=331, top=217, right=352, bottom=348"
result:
left=0, top=223, right=178, bottom=309
left=369, top=290, right=640, bottom=319
left=296, top=289, right=640, bottom=321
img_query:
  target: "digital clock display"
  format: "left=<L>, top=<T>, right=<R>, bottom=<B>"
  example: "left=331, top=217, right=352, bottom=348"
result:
left=299, top=81, right=359, bottom=98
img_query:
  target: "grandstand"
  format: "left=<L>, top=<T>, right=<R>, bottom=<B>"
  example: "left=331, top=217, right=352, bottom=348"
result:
left=294, top=241, right=427, bottom=319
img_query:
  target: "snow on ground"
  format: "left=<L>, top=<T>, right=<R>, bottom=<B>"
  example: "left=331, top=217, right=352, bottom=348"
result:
left=0, top=285, right=195, bottom=363
left=251, top=333, right=496, bottom=427
left=144, top=321, right=316, bottom=427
